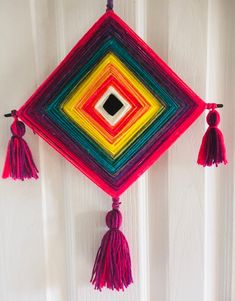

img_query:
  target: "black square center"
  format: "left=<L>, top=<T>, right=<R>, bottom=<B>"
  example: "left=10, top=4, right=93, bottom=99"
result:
left=103, top=94, right=124, bottom=116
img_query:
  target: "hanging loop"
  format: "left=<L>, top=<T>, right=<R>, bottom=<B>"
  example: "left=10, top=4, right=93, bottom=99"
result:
left=106, top=0, right=113, bottom=11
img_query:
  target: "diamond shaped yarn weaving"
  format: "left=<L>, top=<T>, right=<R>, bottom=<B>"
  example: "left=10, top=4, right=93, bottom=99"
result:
left=18, top=10, right=206, bottom=197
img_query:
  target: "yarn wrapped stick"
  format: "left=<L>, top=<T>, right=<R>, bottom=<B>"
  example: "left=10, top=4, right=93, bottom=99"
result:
left=2, top=110, right=39, bottom=180
left=197, top=103, right=227, bottom=167
left=91, top=197, right=133, bottom=291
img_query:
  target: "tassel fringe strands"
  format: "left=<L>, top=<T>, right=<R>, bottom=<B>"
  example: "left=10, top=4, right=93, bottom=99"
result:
left=91, top=197, right=133, bottom=291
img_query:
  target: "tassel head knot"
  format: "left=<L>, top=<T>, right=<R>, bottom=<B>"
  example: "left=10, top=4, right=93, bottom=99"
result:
left=11, top=118, right=26, bottom=137
left=206, top=110, right=220, bottom=127
left=106, top=209, right=122, bottom=229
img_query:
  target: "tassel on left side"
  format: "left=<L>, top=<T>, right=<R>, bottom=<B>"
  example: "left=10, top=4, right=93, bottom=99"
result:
left=2, top=110, right=39, bottom=180
left=90, top=197, right=133, bottom=291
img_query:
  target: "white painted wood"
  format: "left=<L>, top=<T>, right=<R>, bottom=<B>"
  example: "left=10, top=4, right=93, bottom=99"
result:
left=1, top=1, right=235, bottom=301
left=146, top=1, right=169, bottom=301
left=231, top=2, right=235, bottom=300
left=205, top=1, right=235, bottom=301
left=167, top=1, right=207, bottom=301
left=0, top=1, right=47, bottom=301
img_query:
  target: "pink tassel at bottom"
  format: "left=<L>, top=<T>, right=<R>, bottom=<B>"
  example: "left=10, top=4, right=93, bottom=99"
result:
left=2, top=113, right=38, bottom=180
left=91, top=197, right=133, bottom=291
left=197, top=107, right=227, bottom=167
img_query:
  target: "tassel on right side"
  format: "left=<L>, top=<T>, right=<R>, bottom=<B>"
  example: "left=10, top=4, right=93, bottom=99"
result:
left=197, top=103, right=227, bottom=167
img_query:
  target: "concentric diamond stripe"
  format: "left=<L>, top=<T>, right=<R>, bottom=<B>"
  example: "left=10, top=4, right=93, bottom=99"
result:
left=62, top=53, right=163, bottom=156
left=82, top=76, right=143, bottom=136
left=46, top=39, right=178, bottom=172
left=94, top=87, right=131, bottom=126
left=62, top=54, right=156, bottom=145
left=68, top=70, right=147, bottom=142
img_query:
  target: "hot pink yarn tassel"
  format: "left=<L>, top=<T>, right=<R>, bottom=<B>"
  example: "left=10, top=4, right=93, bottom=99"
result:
left=90, top=197, right=133, bottom=291
left=197, top=104, right=227, bottom=167
left=2, top=110, right=39, bottom=180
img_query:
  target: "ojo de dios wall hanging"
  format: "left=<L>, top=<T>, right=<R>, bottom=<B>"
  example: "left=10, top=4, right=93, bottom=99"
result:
left=2, top=0, right=227, bottom=292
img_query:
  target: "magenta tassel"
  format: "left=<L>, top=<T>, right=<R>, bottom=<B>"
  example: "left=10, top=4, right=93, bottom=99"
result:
left=91, top=197, right=133, bottom=291
left=2, top=113, right=38, bottom=180
left=197, top=107, right=227, bottom=167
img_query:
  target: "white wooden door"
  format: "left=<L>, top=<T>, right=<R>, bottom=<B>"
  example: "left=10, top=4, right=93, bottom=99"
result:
left=1, top=0, right=235, bottom=300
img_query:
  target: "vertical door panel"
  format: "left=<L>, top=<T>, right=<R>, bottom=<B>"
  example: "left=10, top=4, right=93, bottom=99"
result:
left=0, top=1, right=47, bottom=301
left=167, top=0, right=208, bottom=299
